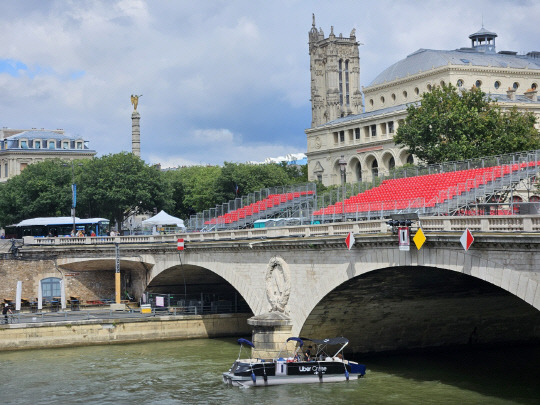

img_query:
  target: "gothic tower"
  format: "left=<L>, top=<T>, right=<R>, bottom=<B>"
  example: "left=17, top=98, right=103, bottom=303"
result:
left=309, top=14, right=362, bottom=127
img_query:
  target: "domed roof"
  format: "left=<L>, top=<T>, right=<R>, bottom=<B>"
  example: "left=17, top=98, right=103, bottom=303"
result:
left=369, top=48, right=540, bottom=87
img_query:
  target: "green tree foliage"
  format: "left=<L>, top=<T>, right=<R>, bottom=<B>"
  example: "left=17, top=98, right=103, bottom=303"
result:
left=394, top=84, right=540, bottom=164
left=76, top=152, right=169, bottom=227
left=0, top=160, right=72, bottom=226
left=162, top=165, right=222, bottom=218
left=0, top=153, right=308, bottom=227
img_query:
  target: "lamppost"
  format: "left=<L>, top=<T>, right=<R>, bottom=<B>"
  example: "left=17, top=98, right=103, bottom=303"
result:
left=339, top=155, right=347, bottom=222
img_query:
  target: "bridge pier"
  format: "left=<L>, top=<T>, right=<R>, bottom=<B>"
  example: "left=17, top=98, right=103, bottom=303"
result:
left=248, top=312, right=293, bottom=359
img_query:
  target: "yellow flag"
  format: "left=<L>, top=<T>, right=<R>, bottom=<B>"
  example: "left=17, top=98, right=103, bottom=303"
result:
left=413, top=228, right=426, bottom=250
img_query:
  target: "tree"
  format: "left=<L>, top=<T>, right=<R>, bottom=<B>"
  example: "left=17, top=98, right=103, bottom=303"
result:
left=0, top=160, right=74, bottom=226
left=76, top=153, right=170, bottom=227
left=394, top=84, right=540, bottom=164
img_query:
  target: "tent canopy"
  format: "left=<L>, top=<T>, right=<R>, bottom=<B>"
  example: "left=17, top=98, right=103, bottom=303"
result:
left=142, top=210, right=185, bottom=229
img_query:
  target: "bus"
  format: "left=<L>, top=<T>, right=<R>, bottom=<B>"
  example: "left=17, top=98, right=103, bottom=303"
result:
left=5, top=217, right=110, bottom=238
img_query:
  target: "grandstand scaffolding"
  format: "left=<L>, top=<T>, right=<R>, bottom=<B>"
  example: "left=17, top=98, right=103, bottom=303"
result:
left=187, top=183, right=317, bottom=232
left=312, top=149, right=540, bottom=222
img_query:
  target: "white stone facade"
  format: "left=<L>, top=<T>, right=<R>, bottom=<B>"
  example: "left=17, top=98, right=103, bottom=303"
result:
left=0, top=128, right=96, bottom=182
left=306, top=23, right=540, bottom=187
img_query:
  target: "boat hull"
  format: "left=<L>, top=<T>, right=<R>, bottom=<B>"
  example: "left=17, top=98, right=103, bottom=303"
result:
left=223, top=371, right=361, bottom=387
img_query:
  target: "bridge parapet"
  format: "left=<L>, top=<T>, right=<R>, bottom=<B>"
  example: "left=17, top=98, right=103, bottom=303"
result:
left=22, top=215, right=540, bottom=247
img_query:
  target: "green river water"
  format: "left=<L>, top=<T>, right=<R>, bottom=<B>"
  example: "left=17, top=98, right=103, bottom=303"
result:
left=0, top=339, right=538, bottom=405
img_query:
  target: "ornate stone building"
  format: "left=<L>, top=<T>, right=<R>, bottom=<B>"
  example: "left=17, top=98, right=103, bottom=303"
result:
left=306, top=23, right=540, bottom=187
left=0, top=128, right=96, bottom=182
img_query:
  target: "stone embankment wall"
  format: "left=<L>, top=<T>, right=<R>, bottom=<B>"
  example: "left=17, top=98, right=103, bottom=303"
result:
left=0, top=314, right=251, bottom=351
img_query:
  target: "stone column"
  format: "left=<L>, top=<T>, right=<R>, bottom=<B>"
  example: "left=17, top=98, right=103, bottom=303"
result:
left=248, top=312, right=293, bottom=359
left=131, top=111, right=141, bottom=158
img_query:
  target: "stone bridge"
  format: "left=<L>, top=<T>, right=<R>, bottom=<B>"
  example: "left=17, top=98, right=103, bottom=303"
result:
left=13, top=216, right=540, bottom=355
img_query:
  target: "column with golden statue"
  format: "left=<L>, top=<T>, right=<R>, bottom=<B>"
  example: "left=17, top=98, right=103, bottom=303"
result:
left=131, top=94, right=142, bottom=157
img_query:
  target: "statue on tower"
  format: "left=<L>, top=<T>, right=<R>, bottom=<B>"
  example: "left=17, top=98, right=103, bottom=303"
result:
left=130, top=94, right=142, bottom=111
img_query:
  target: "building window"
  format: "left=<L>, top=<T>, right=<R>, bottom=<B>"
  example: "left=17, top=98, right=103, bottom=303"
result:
left=388, top=121, right=394, bottom=134
left=20, top=140, right=28, bottom=149
left=427, top=84, right=432, bottom=91
left=356, top=162, right=362, bottom=182
left=333, top=132, right=339, bottom=144
left=370, top=125, right=376, bottom=137
left=475, top=80, right=482, bottom=88
left=338, top=59, right=343, bottom=107
left=457, top=79, right=464, bottom=87
left=391, top=93, right=396, bottom=101
left=388, top=157, right=395, bottom=170
left=62, top=141, right=69, bottom=149
left=76, top=142, right=83, bottom=149
left=345, top=60, right=350, bottom=106
left=371, top=160, right=378, bottom=177
left=380, top=96, right=385, bottom=103
left=494, top=81, right=500, bottom=89
left=532, top=83, right=538, bottom=90
left=339, top=131, right=345, bottom=142
left=414, top=87, right=419, bottom=95
left=48, top=141, right=56, bottom=149
left=35, top=140, right=41, bottom=149
left=355, top=128, right=360, bottom=140
left=41, top=277, right=61, bottom=300
left=440, top=80, right=445, bottom=86
left=369, top=99, right=374, bottom=106
left=530, top=195, right=540, bottom=202
left=407, top=155, right=414, bottom=165
left=4, top=163, right=7, bottom=177
left=513, top=82, right=519, bottom=90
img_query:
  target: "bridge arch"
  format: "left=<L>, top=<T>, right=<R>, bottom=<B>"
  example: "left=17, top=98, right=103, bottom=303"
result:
left=292, top=247, right=540, bottom=334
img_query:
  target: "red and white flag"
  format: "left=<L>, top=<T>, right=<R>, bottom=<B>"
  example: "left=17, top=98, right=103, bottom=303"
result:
left=460, top=229, right=474, bottom=251
left=345, top=232, right=355, bottom=250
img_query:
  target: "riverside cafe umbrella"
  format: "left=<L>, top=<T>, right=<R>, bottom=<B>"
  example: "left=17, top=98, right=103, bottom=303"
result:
left=142, top=210, right=186, bottom=234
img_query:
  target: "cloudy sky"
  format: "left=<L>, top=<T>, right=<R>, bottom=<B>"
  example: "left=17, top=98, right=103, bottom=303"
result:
left=1, top=0, right=539, bottom=167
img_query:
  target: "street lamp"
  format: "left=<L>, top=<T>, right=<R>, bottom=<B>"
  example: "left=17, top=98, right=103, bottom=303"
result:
left=339, top=155, right=347, bottom=222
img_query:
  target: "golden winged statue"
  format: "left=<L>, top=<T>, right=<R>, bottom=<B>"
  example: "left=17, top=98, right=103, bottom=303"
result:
left=131, top=94, right=142, bottom=111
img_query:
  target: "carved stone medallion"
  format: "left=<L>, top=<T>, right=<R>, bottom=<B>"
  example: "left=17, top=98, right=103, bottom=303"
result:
left=265, top=256, right=291, bottom=313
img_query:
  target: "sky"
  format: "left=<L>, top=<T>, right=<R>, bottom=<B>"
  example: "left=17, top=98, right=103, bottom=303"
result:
left=1, top=0, right=540, bottom=168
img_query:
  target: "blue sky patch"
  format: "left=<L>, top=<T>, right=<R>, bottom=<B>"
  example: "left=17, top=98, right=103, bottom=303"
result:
left=0, top=59, right=28, bottom=77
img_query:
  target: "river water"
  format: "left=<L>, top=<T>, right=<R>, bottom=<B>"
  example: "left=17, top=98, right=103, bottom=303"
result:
left=0, top=339, right=538, bottom=405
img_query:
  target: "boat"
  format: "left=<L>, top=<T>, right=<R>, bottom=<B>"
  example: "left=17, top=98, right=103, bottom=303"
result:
left=222, top=336, right=366, bottom=387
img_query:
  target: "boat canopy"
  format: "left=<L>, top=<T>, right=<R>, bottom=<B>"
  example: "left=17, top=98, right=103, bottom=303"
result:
left=286, top=337, right=304, bottom=347
left=303, top=337, right=349, bottom=346
left=237, top=338, right=255, bottom=348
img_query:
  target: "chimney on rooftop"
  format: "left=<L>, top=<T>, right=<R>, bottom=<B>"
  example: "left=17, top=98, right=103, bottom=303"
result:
left=525, top=88, right=538, bottom=102
left=507, top=87, right=516, bottom=101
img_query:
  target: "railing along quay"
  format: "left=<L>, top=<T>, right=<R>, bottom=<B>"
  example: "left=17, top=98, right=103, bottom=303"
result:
left=22, top=215, right=540, bottom=247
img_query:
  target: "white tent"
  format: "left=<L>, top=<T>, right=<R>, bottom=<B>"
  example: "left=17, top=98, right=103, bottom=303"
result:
left=142, top=210, right=186, bottom=230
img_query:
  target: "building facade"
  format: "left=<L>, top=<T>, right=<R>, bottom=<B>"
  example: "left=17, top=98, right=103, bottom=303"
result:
left=306, top=23, right=540, bottom=187
left=0, top=128, right=96, bottom=182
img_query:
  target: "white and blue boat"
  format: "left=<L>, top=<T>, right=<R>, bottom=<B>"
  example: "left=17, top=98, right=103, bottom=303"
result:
left=222, top=336, right=366, bottom=387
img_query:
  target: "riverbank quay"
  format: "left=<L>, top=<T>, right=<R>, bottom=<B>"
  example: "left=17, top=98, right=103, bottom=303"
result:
left=0, top=311, right=251, bottom=351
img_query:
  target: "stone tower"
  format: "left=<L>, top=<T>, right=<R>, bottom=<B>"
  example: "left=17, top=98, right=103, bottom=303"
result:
left=309, top=14, right=362, bottom=127
left=130, top=94, right=141, bottom=158
left=131, top=111, right=140, bottom=157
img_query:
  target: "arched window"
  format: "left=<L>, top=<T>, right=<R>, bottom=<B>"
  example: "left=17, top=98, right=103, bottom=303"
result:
left=388, top=156, right=395, bottom=171
left=407, top=155, right=414, bottom=165
left=475, top=80, right=482, bottom=88
left=371, top=159, right=378, bottom=178
left=530, top=195, right=540, bottom=202
left=356, top=162, right=362, bottom=182
left=41, top=277, right=61, bottom=300
left=457, top=79, right=464, bottom=87
left=494, top=81, right=501, bottom=89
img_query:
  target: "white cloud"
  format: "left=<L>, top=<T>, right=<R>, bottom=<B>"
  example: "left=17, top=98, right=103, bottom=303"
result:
left=0, top=0, right=539, bottom=168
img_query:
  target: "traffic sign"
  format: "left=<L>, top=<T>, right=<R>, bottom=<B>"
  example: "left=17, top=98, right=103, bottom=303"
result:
left=177, top=238, right=185, bottom=251
left=460, top=228, right=474, bottom=251
left=345, top=232, right=355, bottom=250
left=398, top=227, right=410, bottom=251
left=413, top=228, right=426, bottom=250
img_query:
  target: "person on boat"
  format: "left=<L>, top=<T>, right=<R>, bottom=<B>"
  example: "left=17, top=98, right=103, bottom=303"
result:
left=305, top=346, right=313, bottom=361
